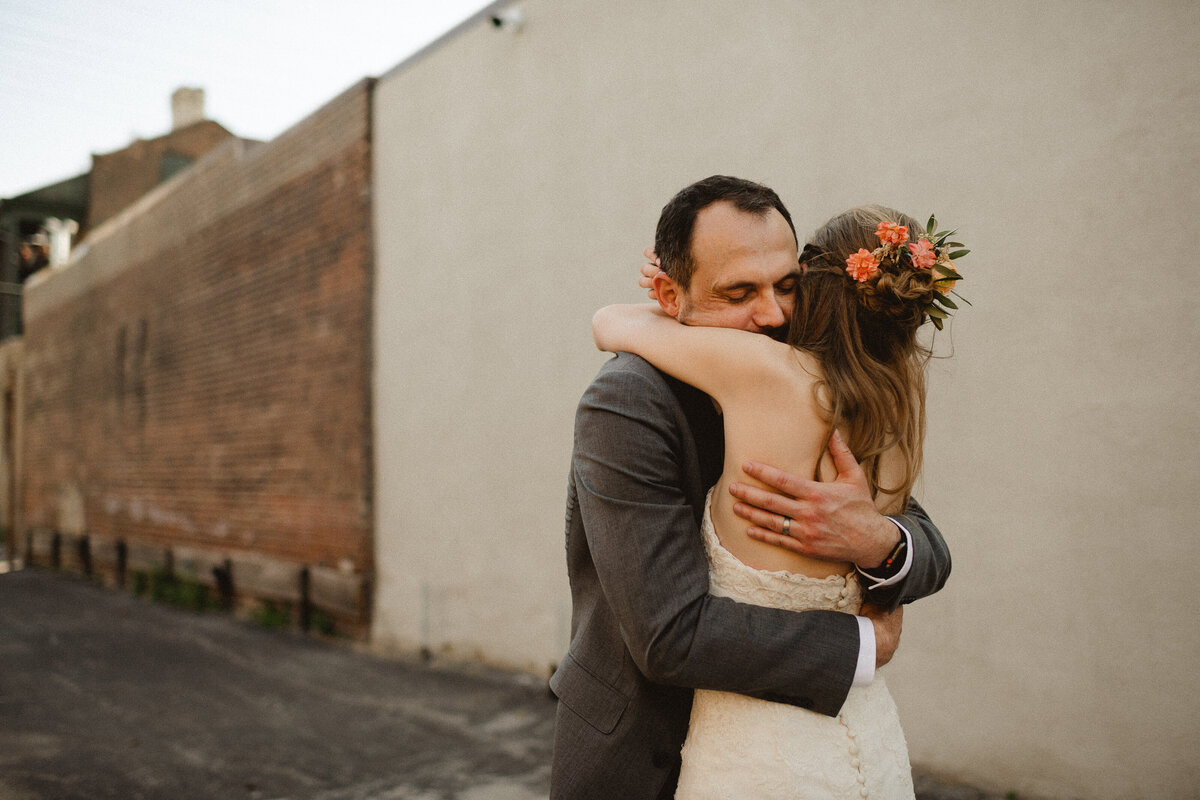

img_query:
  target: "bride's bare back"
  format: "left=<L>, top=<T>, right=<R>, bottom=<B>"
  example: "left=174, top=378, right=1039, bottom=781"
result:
left=708, top=340, right=848, bottom=576
left=594, top=304, right=905, bottom=578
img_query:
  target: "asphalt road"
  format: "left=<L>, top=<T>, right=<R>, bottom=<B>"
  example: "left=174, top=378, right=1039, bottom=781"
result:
left=0, top=568, right=556, bottom=800
left=0, top=568, right=1003, bottom=800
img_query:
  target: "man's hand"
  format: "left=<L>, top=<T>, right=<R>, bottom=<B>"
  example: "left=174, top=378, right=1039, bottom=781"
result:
left=729, top=431, right=899, bottom=568
left=862, top=602, right=903, bottom=668
left=638, top=246, right=662, bottom=299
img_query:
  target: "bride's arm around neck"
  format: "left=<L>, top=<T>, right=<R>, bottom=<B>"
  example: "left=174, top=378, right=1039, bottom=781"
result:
left=592, top=303, right=795, bottom=401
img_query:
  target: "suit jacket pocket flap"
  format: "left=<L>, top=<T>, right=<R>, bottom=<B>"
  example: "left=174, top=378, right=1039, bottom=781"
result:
left=549, top=653, right=630, bottom=735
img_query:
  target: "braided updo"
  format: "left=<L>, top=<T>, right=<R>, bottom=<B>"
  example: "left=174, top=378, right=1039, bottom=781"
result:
left=803, top=205, right=944, bottom=336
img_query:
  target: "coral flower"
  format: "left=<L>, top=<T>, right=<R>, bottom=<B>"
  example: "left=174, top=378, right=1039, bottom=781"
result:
left=907, top=238, right=937, bottom=269
left=875, top=221, right=909, bottom=246
left=845, top=249, right=881, bottom=282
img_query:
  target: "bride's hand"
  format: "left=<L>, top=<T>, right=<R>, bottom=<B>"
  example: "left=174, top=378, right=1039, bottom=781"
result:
left=639, top=246, right=662, bottom=299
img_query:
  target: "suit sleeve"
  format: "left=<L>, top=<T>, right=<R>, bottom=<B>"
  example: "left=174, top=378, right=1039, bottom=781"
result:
left=573, top=359, right=858, bottom=717
left=866, top=498, right=952, bottom=611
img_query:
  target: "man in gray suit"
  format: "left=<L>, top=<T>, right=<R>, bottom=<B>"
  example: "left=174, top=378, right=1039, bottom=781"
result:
left=549, top=176, right=951, bottom=799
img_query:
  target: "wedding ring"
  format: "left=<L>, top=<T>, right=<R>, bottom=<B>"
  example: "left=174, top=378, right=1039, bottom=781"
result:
left=782, top=516, right=791, bottom=536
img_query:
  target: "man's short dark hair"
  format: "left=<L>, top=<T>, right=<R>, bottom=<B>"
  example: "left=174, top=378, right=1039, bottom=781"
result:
left=654, top=175, right=797, bottom=289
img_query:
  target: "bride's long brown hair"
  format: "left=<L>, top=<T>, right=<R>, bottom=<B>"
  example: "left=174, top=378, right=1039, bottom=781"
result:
left=789, top=205, right=939, bottom=502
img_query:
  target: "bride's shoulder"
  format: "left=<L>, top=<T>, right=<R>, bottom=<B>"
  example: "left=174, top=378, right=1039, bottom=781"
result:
left=713, top=338, right=822, bottom=406
left=759, top=339, right=822, bottom=383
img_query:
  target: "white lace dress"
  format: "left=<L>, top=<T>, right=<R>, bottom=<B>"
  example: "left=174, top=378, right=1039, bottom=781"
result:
left=675, top=492, right=914, bottom=799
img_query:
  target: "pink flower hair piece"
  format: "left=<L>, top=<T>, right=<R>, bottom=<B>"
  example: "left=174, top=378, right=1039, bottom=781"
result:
left=907, top=238, right=937, bottom=269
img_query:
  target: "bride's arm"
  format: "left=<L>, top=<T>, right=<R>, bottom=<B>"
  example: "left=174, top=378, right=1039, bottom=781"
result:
left=592, top=303, right=780, bottom=399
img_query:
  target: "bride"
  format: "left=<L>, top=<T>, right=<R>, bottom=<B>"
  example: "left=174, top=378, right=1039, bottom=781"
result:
left=593, top=204, right=965, bottom=798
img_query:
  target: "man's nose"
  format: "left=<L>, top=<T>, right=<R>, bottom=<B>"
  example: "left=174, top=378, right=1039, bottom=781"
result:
left=753, top=295, right=786, bottom=329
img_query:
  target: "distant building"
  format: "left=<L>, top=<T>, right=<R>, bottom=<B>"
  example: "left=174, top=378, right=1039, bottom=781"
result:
left=0, top=174, right=88, bottom=341
left=0, top=88, right=235, bottom=341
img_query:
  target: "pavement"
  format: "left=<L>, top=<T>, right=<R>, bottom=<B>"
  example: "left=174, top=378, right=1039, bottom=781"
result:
left=0, top=568, right=1004, bottom=800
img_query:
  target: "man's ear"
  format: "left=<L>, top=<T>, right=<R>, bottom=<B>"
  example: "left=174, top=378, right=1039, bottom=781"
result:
left=652, top=271, right=685, bottom=318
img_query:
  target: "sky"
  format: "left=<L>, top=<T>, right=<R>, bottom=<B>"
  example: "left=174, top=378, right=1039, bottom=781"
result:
left=0, top=0, right=497, bottom=198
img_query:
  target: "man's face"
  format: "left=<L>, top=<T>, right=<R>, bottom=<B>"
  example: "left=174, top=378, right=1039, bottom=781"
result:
left=674, top=201, right=800, bottom=337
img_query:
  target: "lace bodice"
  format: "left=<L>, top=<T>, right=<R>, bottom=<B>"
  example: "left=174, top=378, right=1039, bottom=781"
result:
left=700, top=489, right=864, bottom=615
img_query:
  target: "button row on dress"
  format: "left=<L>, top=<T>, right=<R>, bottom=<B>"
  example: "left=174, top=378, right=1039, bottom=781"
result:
left=838, top=711, right=869, bottom=796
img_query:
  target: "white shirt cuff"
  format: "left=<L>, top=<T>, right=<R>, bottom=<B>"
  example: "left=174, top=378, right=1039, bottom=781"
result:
left=852, top=615, right=875, bottom=687
left=856, top=519, right=914, bottom=589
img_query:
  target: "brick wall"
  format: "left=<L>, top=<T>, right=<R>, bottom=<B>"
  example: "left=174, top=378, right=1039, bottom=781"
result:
left=21, top=80, right=374, bottom=629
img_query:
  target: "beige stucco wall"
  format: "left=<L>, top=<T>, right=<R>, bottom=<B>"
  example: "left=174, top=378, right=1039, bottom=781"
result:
left=372, top=1, right=1200, bottom=796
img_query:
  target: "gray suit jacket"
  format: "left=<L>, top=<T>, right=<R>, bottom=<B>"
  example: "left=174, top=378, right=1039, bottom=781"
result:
left=549, top=353, right=950, bottom=799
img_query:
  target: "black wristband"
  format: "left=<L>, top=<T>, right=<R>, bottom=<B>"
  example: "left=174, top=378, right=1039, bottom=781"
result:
left=861, top=532, right=907, bottom=579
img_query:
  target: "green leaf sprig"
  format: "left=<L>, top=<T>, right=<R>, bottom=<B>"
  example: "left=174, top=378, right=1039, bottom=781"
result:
left=920, top=214, right=970, bottom=331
